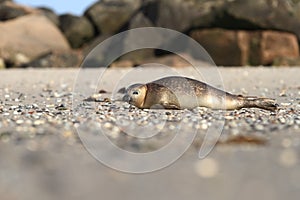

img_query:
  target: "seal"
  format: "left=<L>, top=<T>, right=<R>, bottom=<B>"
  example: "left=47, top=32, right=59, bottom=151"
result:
left=123, top=76, right=278, bottom=111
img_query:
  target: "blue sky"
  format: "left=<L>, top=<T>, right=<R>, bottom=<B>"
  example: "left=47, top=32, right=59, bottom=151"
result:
left=16, top=0, right=98, bottom=15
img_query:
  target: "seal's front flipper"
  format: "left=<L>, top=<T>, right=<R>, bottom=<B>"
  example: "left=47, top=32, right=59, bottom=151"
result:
left=161, top=102, right=180, bottom=110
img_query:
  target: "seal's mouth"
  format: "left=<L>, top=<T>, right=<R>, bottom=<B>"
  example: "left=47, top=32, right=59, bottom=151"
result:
left=122, top=94, right=131, bottom=103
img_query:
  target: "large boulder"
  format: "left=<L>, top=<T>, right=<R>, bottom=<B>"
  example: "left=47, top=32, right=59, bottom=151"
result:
left=59, top=14, right=95, bottom=48
left=190, top=29, right=249, bottom=66
left=249, top=31, right=299, bottom=65
left=117, top=12, right=155, bottom=62
left=223, top=0, right=300, bottom=40
left=0, top=0, right=12, bottom=3
left=142, top=0, right=225, bottom=32
left=190, top=29, right=299, bottom=66
left=84, top=0, right=141, bottom=35
left=38, top=7, right=60, bottom=27
left=0, top=14, right=70, bottom=63
left=125, top=11, right=153, bottom=29
left=25, top=50, right=83, bottom=68
left=0, top=1, right=36, bottom=21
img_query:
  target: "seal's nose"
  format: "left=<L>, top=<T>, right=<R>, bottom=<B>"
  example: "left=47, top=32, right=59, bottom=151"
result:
left=122, top=94, right=131, bottom=102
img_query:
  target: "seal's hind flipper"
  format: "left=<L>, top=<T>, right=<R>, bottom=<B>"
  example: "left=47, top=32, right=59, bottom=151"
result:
left=243, top=97, right=278, bottom=112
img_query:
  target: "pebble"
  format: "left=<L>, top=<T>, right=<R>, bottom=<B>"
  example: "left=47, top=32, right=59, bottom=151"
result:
left=254, top=124, right=264, bottom=131
left=281, top=102, right=292, bottom=106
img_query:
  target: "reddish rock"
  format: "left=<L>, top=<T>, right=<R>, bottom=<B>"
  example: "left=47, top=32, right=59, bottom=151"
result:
left=0, top=14, right=70, bottom=62
left=249, top=31, right=299, bottom=65
left=190, top=29, right=249, bottom=66
left=190, top=29, right=299, bottom=66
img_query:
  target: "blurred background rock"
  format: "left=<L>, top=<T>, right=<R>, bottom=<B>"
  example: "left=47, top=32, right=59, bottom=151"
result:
left=0, top=0, right=300, bottom=68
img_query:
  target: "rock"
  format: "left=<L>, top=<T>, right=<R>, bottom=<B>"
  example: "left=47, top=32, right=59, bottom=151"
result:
left=10, top=53, right=30, bottom=67
left=115, top=12, right=155, bottom=62
left=59, top=14, right=95, bottom=48
left=249, top=31, right=299, bottom=65
left=125, top=12, right=153, bottom=29
left=272, top=57, right=300, bottom=66
left=138, top=54, right=196, bottom=68
left=25, top=50, right=83, bottom=68
left=110, top=53, right=204, bottom=68
left=84, top=0, right=141, bottom=35
left=0, top=57, right=5, bottom=69
left=0, top=14, right=70, bottom=63
left=190, top=29, right=249, bottom=66
left=142, top=0, right=225, bottom=32
left=224, top=0, right=300, bottom=41
left=82, top=34, right=112, bottom=56
left=118, top=49, right=156, bottom=63
left=110, top=60, right=134, bottom=68
left=0, top=1, right=36, bottom=21
left=38, top=7, right=60, bottom=27
left=190, top=29, right=299, bottom=66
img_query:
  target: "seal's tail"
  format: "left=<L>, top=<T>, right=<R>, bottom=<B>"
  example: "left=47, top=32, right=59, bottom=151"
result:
left=241, top=96, right=278, bottom=112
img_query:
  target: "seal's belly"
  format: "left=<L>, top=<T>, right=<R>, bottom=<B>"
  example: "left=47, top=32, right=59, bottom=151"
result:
left=175, top=93, right=235, bottom=109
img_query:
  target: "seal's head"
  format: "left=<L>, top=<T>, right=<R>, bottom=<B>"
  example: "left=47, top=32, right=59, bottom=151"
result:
left=123, top=84, right=147, bottom=108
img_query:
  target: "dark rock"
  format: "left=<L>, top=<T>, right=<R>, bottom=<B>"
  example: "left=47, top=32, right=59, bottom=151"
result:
left=0, top=1, right=36, bottom=21
left=126, top=11, right=153, bottom=29
left=82, top=34, right=112, bottom=56
left=84, top=0, right=141, bottom=35
left=110, top=53, right=205, bottom=68
left=38, top=7, right=60, bottom=27
left=117, top=12, right=155, bottom=62
left=59, top=14, right=95, bottom=48
left=142, top=0, right=225, bottom=32
left=25, top=50, right=83, bottom=68
left=117, top=49, right=156, bottom=63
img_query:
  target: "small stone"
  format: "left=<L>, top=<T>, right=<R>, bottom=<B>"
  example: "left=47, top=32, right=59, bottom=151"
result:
left=281, top=102, right=292, bottom=106
left=254, top=124, right=264, bottom=131
left=33, top=120, right=44, bottom=126
left=278, top=116, right=286, bottom=124
left=15, top=119, right=24, bottom=125
left=103, top=122, right=113, bottom=129
left=279, top=89, right=287, bottom=97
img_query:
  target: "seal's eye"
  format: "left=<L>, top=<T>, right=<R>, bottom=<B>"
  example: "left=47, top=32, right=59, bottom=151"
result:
left=132, top=91, right=139, bottom=95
